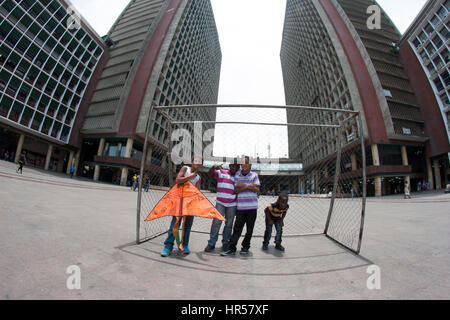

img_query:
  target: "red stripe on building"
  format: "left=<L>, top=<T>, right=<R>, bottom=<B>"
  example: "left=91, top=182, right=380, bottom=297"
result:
left=118, top=0, right=183, bottom=135
left=318, top=0, right=388, bottom=144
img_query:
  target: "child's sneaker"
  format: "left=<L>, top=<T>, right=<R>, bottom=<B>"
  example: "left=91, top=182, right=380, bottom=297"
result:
left=275, top=244, right=285, bottom=252
left=161, top=247, right=172, bottom=257
left=183, top=245, right=190, bottom=255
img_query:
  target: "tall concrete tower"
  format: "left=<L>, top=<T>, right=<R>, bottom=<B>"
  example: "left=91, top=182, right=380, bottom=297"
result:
left=79, top=0, right=222, bottom=185
left=281, top=0, right=434, bottom=196
left=0, top=0, right=107, bottom=174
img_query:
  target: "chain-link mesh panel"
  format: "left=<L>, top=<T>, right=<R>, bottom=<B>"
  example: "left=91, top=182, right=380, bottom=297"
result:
left=137, top=105, right=366, bottom=253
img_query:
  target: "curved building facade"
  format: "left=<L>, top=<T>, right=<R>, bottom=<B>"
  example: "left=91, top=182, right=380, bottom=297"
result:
left=400, top=0, right=450, bottom=190
left=79, top=0, right=222, bottom=186
left=281, top=0, right=442, bottom=196
left=0, top=0, right=107, bottom=173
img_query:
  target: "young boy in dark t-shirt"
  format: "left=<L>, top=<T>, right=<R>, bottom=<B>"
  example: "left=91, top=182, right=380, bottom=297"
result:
left=263, top=194, right=289, bottom=252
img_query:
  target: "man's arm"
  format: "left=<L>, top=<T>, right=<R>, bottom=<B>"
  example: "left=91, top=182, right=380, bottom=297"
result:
left=247, top=174, right=261, bottom=193
left=208, top=165, right=221, bottom=178
left=246, top=183, right=260, bottom=193
left=234, top=182, right=247, bottom=194
left=281, top=213, right=286, bottom=227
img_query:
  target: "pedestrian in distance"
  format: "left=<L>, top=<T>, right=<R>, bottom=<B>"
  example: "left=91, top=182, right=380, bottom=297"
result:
left=131, top=174, right=137, bottom=191
left=404, top=181, right=412, bottom=199
left=16, top=151, right=26, bottom=174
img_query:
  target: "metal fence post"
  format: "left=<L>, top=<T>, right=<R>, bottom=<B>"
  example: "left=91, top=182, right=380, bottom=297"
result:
left=324, top=124, right=343, bottom=235
left=356, top=114, right=367, bottom=254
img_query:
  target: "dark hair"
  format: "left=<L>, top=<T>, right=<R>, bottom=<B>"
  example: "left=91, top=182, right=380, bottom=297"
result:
left=278, top=192, right=289, bottom=201
left=192, top=156, right=203, bottom=164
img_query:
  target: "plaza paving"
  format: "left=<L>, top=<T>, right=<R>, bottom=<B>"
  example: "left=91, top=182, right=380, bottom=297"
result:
left=0, top=159, right=449, bottom=300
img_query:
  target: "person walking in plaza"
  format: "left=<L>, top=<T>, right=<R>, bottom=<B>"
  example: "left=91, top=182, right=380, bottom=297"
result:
left=161, top=156, right=203, bottom=257
left=70, top=164, right=75, bottom=178
left=144, top=176, right=150, bottom=192
left=16, top=151, right=26, bottom=174
left=131, top=174, right=138, bottom=191
left=262, top=193, right=289, bottom=252
left=131, top=175, right=135, bottom=190
left=404, top=181, right=412, bottom=199
left=221, top=156, right=260, bottom=256
left=204, top=159, right=240, bottom=253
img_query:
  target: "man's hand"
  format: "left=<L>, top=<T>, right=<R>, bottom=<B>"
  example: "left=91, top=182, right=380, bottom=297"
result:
left=268, top=219, right=274, bottom=226
left=236, top=182, right=247, bottom=189
left=246, top=183, right=260, bottom=193
left=281, top=220, right=284, bottom=227
left=189, top=172, right=197, bottom=179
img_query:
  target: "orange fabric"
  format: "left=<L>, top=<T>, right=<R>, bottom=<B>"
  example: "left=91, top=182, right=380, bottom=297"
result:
left=145, top=182, right=225, bottom=221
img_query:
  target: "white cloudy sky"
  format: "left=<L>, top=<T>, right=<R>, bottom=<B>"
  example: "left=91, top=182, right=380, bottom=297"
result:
left=70, top=0, right=428, bottom=158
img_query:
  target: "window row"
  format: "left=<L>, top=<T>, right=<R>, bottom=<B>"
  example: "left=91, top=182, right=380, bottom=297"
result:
left=0, top=20, right=101, bottom=75
left=0, top=68, right=83, bottom=110
left=0, top=95, right=73, bottom=141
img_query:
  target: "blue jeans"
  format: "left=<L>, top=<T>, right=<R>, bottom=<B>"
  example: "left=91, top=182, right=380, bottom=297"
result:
left=263, top=218, right=283, bottom=245
left=163, top=216, right=194, bottom=250
left=208, top=203, right=236, bottom=247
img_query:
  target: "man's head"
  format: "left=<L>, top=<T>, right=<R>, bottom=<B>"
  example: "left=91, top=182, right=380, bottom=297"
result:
left=240, top=156, right=252, bottom=174
left=229, top=158, right=240, bottom=175
left=277, top=192, right=289, bottom=209
left=191, top=156, right=203, bottom=171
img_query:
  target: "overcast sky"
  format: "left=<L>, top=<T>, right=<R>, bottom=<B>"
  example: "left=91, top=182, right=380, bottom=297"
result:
left=70, top=0, right=428, bottom=158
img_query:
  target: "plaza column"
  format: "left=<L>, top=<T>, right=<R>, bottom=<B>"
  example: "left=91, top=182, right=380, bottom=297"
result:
left=426, top=157, right=435, bottom=189
left=401, top=146, right=410, bottom=189
left=66, top=151, right=74, bottom=175
left=44, top=144, right=53, bottom=171
left=433, top=159, right=442, bottom=189
left=93, top=138, right=106, bottom=181
left=372, top=144, right=382, bottom=197
left=120, top=138, right=134, bottom=186
left=14, top=134, right=25, bottom=163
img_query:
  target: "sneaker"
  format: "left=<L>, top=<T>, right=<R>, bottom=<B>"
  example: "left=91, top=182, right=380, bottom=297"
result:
left=221, top=243, right=229, bottom=252
left=161, top=247, right=172, bottom=257
left=275, top=244, right=285, bottom=252
left=204, top=245, right=215, bottom=253
left=240, top=247, right=249, bottom=255
left=262, top=244, right=268, bottom=251
left=220, top=249, right=236, bottom=256
left=183, top=245, right=190, bottom=255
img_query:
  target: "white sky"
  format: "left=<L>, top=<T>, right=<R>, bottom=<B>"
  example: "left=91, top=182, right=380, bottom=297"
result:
left=70, top=0, right=428, bottom=158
